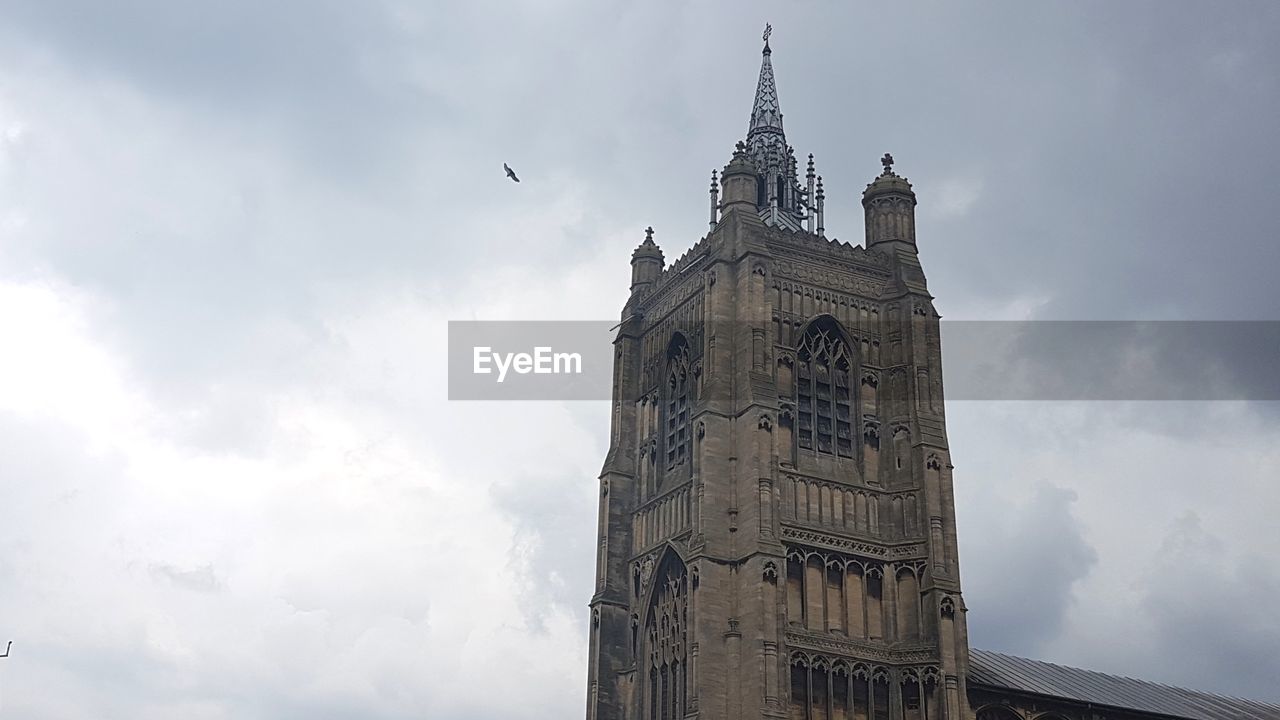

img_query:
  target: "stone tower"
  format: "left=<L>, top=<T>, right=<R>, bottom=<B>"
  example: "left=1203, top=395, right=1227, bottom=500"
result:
left=587, top=31, right=972, bottom=720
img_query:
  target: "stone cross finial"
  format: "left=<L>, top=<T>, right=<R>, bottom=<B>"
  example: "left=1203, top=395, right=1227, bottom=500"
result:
left=645, top=226, right=654, bottom=242
left=881, top=152, right=895, bottom=175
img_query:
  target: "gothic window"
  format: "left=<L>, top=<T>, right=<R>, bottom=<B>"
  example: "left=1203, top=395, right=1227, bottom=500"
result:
left=665, top=336, right=692, bottom=472
left=872, top=671, right=891, bottom=720
left=644, top=552, right=689, bottom=720
left=797, top=318, right=854, bottom=458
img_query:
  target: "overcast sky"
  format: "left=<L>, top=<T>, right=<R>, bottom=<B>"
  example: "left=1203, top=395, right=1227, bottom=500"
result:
left=1, top=1, right=1279, bottom=718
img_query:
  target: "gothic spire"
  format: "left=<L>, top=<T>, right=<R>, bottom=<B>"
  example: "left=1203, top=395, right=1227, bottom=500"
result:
left=748, top=24, right=784, bottom=138
left=735, top=25, right=804, bottom=232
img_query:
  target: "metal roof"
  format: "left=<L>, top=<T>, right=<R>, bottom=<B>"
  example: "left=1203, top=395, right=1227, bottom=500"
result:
left=968, top=648, right=1280, bottom=720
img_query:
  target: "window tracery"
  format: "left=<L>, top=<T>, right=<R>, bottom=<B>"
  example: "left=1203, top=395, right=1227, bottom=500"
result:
left=797, top=318, right=855, bottom=458
left=644, top=552, right=689, bottom=720
left=665, top=336, right=693, bottom=473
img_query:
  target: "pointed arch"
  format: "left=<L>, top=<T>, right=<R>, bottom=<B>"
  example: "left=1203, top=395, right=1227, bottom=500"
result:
left=795, top=315, right=857, bottom=458
left=796, top=313, right=857, bottom=349
left=641, top=545, right=689, bottom=720
left=638, top=543, right=688, bottom=613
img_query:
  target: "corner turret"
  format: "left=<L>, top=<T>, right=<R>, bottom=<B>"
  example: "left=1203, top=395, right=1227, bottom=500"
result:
left=630, top=226, right=664, bottom=294
left=862, top=152, right=918, bottom=255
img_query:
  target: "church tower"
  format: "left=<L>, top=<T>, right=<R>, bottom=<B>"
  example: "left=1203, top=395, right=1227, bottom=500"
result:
left=587, top=30, right=973, bottom=720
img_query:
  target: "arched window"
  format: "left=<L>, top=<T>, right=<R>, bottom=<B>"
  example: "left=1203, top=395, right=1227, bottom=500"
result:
left=976, top=707, right=1023, bottom=720
left=665, top=336, right=692, bottom=472
left=644, top=552, right=689, bottom=720
left=797, top=318, right=854, bottom=458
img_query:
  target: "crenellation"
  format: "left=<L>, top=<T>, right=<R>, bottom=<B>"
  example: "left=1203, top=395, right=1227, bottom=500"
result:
left=653, top=234, right=714, bottom=289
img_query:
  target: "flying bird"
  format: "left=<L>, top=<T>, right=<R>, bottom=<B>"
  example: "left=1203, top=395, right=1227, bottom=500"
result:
left=503, top=163, right=520, bottom=183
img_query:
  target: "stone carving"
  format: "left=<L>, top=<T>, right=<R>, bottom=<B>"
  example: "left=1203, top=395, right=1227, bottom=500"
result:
left=773, top=259, right=888, bottom=294
left=781, top=526, right=927, bottom=560
left=779, top=403, right=795, bottom=425
left=787, top=631, right=941, bottom=665
left=642, top=274, right=706, bottom=331
left=636, top=553, right=656, bottom=590
left=940, top=595, right=956, bottom=618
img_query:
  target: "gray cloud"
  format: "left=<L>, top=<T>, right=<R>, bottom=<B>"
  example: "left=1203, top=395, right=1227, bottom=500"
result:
left=1, top=0, right=1278, bottom=716
left=491, top=469, right=598, bottom=631
left=942, top=321, right=1280, bottom=401
left=148, top=562, right=225, bottom=593
left=961, top=482, right=1099, bottom=656
left=1141, top=513, right=1280, bottom=698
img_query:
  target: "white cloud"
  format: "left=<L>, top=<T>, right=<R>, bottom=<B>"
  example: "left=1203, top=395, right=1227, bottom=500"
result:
left=0, top=266, right=611, bottom=718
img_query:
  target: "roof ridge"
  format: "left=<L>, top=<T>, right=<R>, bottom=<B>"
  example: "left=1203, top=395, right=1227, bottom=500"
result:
left=970, top=648, right=1280, bottom=716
